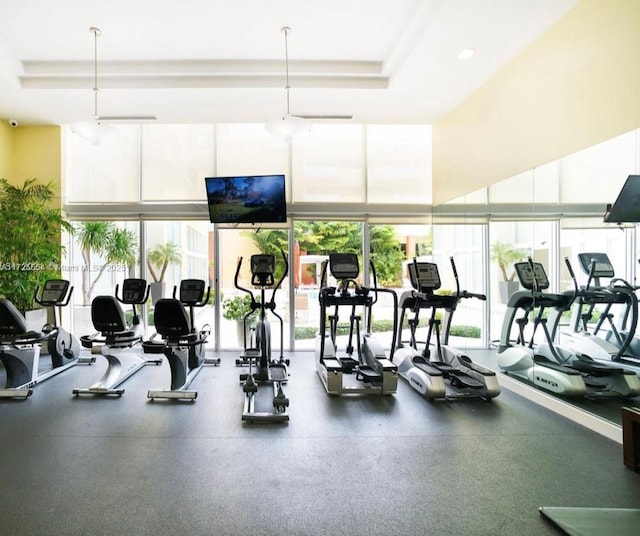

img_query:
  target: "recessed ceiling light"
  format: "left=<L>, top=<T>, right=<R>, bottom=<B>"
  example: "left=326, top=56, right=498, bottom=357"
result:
left=457, top=48, right=475, bottom=60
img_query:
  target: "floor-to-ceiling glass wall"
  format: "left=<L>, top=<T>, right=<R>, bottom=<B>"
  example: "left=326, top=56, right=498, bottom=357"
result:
left=293, top=221, right=363, bottom=351
left=557, top=220, right=632, bottom=350
left=432, top=223, right=487, bottom=348
left=65, top=220, right=141, bottom=338
left=144, top=220, right=214, bottom=347
left=217, top=227, right=290, bottom=352
left=488, top=220, right=555, bottom=346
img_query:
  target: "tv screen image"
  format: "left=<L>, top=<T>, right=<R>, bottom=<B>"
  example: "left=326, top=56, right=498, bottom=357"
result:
left=205, top=174, right=287, bottom=224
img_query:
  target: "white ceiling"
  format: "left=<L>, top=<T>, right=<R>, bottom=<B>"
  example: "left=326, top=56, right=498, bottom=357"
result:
left=0, top=0, right=577, bottom=127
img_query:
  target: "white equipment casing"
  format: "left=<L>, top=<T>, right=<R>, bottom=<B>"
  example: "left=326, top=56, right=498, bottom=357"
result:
left=394, top=347, right=446, bottom=399
left=498, top=346, right=586, bottom=397
left=537, top=343, right=640, bottom=398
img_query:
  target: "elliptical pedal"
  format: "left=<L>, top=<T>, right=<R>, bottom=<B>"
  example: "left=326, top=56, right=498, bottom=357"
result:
left=338, top=356, right=358, bottom=373
left=268, top=364, right=288, bottom=382
left=356, top=365, right=383, bottom=383
left=449, top=372, right=484, bottom=390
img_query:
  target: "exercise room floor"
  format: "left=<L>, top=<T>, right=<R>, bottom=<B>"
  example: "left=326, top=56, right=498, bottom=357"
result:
left=1, top=349, right=639, bottom=536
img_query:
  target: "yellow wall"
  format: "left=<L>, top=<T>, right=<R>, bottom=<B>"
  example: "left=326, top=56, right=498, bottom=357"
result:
left=13, top=126, right=62, bottom=199
left=0, top=121, right=13, bottom=179
left=0, top=125, right=62, bottom=204
left=432, top=0, right=640, bottom=204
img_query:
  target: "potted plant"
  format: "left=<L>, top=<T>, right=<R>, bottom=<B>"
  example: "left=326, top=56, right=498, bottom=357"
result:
left=0, top=178, right=73, bottom=318
left=146, top=242, right=182, bottom=304
left=222, top=294, right=257, bottom=346
left=491, top=241, right=527, bottom=303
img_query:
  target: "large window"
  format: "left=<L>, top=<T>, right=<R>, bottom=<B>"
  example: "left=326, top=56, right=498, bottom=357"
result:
left=65, top=220, right=140, bottom=338
left=65, top=125, right=140, bottom=203
left=488, top=221, right=555, bottom=344
left=432, top=224, right=486, bottom=348
left=141, top=125, right=215, bottom=201
left=217, top=227, right=290, bottom=351
left=291, top=124, right=364, bottom=203
left=366, top=125, right=432, bottom=205
left=293, top=221, right=363, bottom=350
left=62, top=123, right=640, bottom=353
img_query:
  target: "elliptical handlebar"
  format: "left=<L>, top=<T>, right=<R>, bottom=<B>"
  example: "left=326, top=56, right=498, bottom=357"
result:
left=368, top=259, right=379, bottom=304
left=564, top=256, right=578, bottom=292
left=586, top=259, right=597, bottom=290
left=609, top=277, right=638, bottom=291
left=448, top=256, right=485, bottom=302
left=449, top=256, right=461, bottom=298
left=527, top=256, right=539, bottom=294
left=233, top=256, right=251, bottom=295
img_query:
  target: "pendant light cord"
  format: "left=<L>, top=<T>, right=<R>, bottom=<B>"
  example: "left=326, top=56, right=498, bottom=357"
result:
left=90, top=27, right=101, bottom=119
left=282, top=26, right=291, bottom=117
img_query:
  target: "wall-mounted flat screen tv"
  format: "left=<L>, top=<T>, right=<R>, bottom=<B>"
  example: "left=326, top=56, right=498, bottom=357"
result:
left=205, top=174, right=287, bottom=224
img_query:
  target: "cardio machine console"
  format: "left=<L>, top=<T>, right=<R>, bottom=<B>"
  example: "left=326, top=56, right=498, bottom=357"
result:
left=329, top=253, right=359, bottom=280
left=577, top=252, right=615, bottom=278
left=514, top=262, right=549, bottom=290
left=179, top=279, right=206, bottom=304
left=121, top=278, right=148, bottom=304
left=40, top=279, right=70, bottom=305
left=251, top=254, right=275, bottom=287
left=408, top=262, right=441, bottom=293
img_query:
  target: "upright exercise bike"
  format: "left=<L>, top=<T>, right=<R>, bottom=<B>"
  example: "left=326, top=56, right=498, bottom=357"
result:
left=0, top=279, right=90, bottom=398
left=234, top=252, right=290, bottom=422
left=315, top=253, right=398, bottom=396
left=74, top=278, right=161, bottom=396
left=146, top=279, right=219, bottom=400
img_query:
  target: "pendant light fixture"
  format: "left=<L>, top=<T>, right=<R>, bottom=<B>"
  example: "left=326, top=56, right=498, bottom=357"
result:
left=72, top=26, right=156, bottom=144
left=265, top=27, right=311, bottom=142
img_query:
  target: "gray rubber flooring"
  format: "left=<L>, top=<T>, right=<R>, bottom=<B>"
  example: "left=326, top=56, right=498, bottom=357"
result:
left=1, top=350, right=639, bottom=536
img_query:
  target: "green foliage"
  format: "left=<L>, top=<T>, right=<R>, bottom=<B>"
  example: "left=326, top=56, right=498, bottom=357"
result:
left=296, top=221, right=362, bottom=254
left=293, top=320, right=481, bottom=339
left=222, top=294, right=258, bottom=321
left=0, top=178, right=73, bottom=313
left=246, top=222, right=406, bottom=286
left=369, top=225, right=404, bottom=286
left=449, top=325, right=481, bottom=338
left=244, top=229, right=289, bottom=281
left=294, top=326, right=318, bottom=339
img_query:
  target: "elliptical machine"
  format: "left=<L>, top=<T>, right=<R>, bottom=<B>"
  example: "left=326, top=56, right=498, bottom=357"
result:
left=0, top=279, right=90, bottom=399
left=393, top=258, right=500, bottom=401
left=541, top=257, right=640, bottom=398
left=234, top=252, right=290, bottom=422
left=497, top=260, right=587, bottom=397
left=555, top=252, right=640, bottom=369
left=314, top=253, right=398, bottom=396
left=146, top=279, right=219, bottom=400
left=74, top=278, right=161, bottom=396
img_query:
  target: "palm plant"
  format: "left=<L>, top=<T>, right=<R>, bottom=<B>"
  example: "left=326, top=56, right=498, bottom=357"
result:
left=0, top=178, right=73, bottom=313
left=76, top=222, right=139, bottom=305
left=146, top=242, right=182, bottom=283
left=491, top=241, right=527, bottom=281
